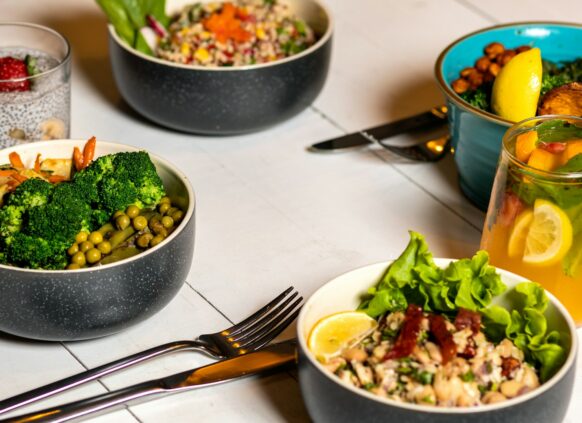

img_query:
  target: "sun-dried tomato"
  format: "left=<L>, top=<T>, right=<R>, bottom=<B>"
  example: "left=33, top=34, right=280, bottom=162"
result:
left=501, top=356, right=521, bottom=378
left=429, top=314, right=457, bottom=365
left=458, top=336, right=477, bottom=359
left=454, top=308, right=481, bottom=335
left=384, top=304, right=423, bottom=360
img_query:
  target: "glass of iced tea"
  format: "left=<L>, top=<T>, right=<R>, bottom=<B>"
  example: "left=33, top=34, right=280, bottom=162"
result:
left=481, top=115, right=582, bottom=325
left=0, top=23, right=71, bottom=148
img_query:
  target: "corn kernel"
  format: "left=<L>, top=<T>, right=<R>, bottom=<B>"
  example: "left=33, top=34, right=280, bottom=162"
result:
left=194, top=47, right=210, bottom=62
left=256, top=27, right=266, bottom=40
left=200, top=31, right=212, bottom=40
left=180, top=42, right=191, bottom=57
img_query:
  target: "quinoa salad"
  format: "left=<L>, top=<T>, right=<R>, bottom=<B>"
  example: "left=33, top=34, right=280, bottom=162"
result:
left=157, top=0, right=317, bottom=67
left=324, top=306, right=539, bottom=407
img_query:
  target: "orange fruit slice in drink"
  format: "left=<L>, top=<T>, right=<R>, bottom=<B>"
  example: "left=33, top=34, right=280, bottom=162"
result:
left=307, top=311, right=377, bottom=362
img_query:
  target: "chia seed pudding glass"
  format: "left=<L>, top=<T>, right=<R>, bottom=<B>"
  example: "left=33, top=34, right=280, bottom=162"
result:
left=0, top=23, right=71, bottom=148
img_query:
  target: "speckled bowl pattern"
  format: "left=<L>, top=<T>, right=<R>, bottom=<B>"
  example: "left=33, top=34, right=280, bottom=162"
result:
left=108, top=0, right=333, bottom=135
left=0, top=140, right=195, bottom=341
left=435, top=22, right=582, bottom=210
left=297, top=260, right=578, bottom=423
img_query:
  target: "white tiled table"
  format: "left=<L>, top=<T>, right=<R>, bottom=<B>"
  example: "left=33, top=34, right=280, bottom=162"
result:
left=1, top=1, right=580, bottom=422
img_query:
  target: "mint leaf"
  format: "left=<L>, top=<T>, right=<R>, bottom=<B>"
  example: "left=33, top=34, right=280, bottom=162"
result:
left=536, top=120, right=582, bottom=142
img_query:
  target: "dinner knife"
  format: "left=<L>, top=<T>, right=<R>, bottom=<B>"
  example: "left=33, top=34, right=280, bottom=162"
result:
left=6, top=340, right=297, bottom=423
left=308, top=105, right=448, bottom=153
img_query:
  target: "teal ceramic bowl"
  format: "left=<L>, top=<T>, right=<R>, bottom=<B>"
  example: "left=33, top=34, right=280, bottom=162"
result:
left=435, top=22, right=582, bottom=210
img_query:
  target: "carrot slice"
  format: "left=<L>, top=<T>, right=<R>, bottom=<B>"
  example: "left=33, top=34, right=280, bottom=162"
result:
left=34, top=154, right=42, bottom=173
left=0, top=170, right=17, bottom=177
left=11, top=173, right=28, bottom=183
left=47, top=175, right=67, bottom=184
left=82, top=137, right=96, bottom=169
left=73, top=147, right=84, bottom=172
left=9, top=152, right=25, bottom=169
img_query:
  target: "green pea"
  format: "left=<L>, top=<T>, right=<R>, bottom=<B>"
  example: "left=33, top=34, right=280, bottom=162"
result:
left=170, top=209, right=184, bottom=223
left=85, top=248, right=102, bottom=264
left=160, top=196, right=171, bottom=204
left=97, top=241, right=112, bottom=255
left=151, top=221, right=168, bottom=236
left=67, top=243, right=79, bottom=256
left=116, top=214, right=130, bottom=230
left=149, top=234, right=165, bottom=247
left=133, top=215, right=148, bottom=231
left=158, top=202, right=171, bottom=215
left=67, top=263, right=81, bottom=270
left=88, top=231, right=103, bottom=245
left=126, top=204, right=140, bottom=218
left=79, top=241, right=94, bottom=253
left=112, top=210, right=125, bottom=219
left=161, top=216, right=174, bottom=229
left=75, top=231, right=89, bottom=244
left=137, top=233, right=154, bottom=249
left=71, top=251, right=86, bottom=266
left=166, top=207, right=178, bottom=216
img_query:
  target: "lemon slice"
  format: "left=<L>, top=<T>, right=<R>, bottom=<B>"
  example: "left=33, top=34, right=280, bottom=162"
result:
left=523, top=199, right=573, bottom=265
left=491, top=47, right=542, bottom=122
left=307, top=311, right=377, bottom=362
left=508, top=208, right=534, bottom=258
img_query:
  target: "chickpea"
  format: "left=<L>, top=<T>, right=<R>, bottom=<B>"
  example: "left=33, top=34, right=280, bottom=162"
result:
left=88, top=231, right=103, bottom=245
left=500, top=380, right=524, bottom=398
left=115, top=214, right=130, bottom=230
left=137, top=233, right=154, bottom=248
left=452, top=78, right=470, bottom=94
left=467, top=71, right=484, bottom=88
left=149, top=234, right=165, bottom=247
left=97, top=240, right=112, bottom=255
left=482, top=391, right=507, bottom=404
left=67, top=263, right=81, bottom=270
left=158, top=202, right=171, bottom=215
left=79, top=241, right=94, bottom=253
left=67, top=243, right=79, bottom=256
left=126, top=204, right=140, bottom=218
left=484, top=41, right=505, bottom=59
left=460, top=67, right=477, bottom=78
left=75, top=231, right=89, bottom=244
left=488, top=62, right=501, bottom=77
left=497, top=50, right=516, bottom=66
left=85, top=248, right=102, bottom=264
left=475, top=56, right=491, bottom=73
left=133, top=215, right=148, bottom=231
left=161, top=216, right=174, bottom=229
left=71, top=251, right=86, bottom=266
left=516, top=45, right=531, bottom=54
left=342, top=348, right=368, bottom=362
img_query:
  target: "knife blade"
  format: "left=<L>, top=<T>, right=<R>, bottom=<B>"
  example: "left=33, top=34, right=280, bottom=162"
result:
left=309, top=105, right=448, bottom=153
left=7, top=340, right=297, bottom=423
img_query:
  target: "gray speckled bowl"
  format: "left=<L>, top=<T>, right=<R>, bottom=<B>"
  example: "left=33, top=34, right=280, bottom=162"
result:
left=0, top=140, right=195, bottom=341
left=107, top=0, right=333, bottom=135
left=297, top=259, right=578, bottom=423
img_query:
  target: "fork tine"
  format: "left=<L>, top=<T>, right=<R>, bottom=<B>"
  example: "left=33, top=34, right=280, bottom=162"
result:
left=228, top=291, right=298, bottom=341
left=236, top=296, right=303, bottom=349
left=225, top=286, right=295, bottom=336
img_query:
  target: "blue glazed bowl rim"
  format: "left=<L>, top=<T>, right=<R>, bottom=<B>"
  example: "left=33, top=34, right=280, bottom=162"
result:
left=108, top=0, right=334, bottom=72
left=434, top=21, right=582, bottom=127
left=297, top=259, right=578, bottom=415
left=0, top=139, right=196, bottom=274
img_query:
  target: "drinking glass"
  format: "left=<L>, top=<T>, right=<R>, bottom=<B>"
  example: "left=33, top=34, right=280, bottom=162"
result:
left=0, top=23, right=71, bottom=148
left=481, top=115, right=582, bottom=325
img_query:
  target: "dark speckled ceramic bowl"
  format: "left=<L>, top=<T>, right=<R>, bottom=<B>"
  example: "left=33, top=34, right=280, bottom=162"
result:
left=0, top=140, right=195, bottom=341
left=107, top=0, right=333, bottom=135
left=297, top=259, right=577, bottom=423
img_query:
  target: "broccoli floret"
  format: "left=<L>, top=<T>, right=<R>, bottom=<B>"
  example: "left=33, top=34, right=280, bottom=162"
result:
left=0, top=178, right=53, bottom=238
left=98, top=174, right=140, bottom=215
left=112, top=152, right=165, bottom=207
left=25, top=200, right=92, bottom=242
left=6, top=232, right=68, bottom=269
left=72, top=155, right=115, bottom=205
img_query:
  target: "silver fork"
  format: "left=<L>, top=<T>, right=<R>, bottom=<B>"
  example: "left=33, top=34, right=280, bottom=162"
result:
left=0, top=286, right=302, bottom=416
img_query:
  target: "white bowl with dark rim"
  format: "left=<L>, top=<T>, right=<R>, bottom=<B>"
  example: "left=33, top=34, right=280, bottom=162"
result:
left=0, top=140, right=195, bottom=341
left=107, top=0, right=333, bottom=135
left=297, top=259, right=577, bottom=423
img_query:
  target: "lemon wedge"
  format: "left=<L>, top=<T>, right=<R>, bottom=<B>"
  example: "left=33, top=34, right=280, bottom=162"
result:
left=491, top=47, right=542, bottom=122
left=522, top=199, right=573, bottom=265
left=508, top=208, right=534, bottom=258
left=307, top=311, right=377, bottom=362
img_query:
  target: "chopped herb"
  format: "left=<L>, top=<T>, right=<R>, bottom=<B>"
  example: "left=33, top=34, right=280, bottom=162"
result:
left=364, top=383, right=377, bottom=390
left=459, top=86, right=490, bottom=111
left=421, top=395, right=436, bottom=404
left=382, top=327, right=398, bottom=340
left=397, top=366, right=413, bottom=375
left=478, top=385, right=487, bottom=395
left=294, top=20, right=307, bottom=36
left=490, top=382, right=499, bottom=392
left=461, top=370, right=475, bottom=382
left=486, top=361, right=493, bottom=374
left=416, top=371, right=434, bottom=385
